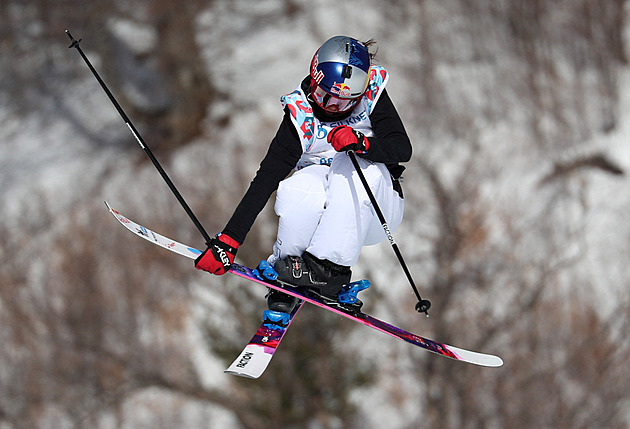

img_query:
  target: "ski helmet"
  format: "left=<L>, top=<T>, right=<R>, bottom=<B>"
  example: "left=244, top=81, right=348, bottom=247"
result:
left=309, top=36, right=371, bottom=114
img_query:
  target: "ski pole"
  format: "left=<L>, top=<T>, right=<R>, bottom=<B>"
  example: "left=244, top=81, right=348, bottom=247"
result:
left=65, top=30, right=213, bottom=246
left=347, top=151, right=431, bottom=316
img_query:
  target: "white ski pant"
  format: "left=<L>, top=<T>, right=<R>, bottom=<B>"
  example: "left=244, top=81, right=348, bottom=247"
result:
left=270, top=153, right=404, bottom=267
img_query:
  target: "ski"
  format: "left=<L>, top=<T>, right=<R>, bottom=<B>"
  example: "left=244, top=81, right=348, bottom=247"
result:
left=225, top=301, right=304, bottom=378
left=105, top=202, right=504, bottom=368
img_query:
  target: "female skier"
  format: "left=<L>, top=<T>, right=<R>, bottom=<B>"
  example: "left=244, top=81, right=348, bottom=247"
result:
left=195, top=35, right=411, bottom=324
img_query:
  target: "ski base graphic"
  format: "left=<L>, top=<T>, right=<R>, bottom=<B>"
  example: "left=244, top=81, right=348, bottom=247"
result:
left=225, top=301, right=304, bottom=378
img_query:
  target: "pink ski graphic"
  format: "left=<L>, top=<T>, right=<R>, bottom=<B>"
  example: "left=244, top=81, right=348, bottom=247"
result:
left=225, top=301, right=304, bottom=378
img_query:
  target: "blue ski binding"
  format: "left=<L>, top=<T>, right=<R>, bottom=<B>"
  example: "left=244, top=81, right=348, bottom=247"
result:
left=262, top=310, right=291, bottom=330
left=253, top=260, right=278, bottom=281
left=337, top=279, right=371, bottom=304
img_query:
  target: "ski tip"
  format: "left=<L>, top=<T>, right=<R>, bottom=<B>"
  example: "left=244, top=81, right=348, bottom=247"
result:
left=103, top=201, right=117, bottom=213
left=448, top=345, right=504, bottom=367
left=477, top=356, right=504, bottom=368
left=104, top=201, right=121, bottom=216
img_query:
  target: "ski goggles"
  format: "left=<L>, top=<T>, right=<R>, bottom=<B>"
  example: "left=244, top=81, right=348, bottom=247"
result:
left=311, top=85, right=361, bottom=113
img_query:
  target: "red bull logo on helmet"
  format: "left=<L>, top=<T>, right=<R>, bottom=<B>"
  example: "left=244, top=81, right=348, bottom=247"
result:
left=310, top=54, right=325, bottom=85
left=330, top=82, right=351, bottom=97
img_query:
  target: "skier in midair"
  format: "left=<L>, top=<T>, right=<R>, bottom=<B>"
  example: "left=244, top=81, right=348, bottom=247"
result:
left=195, top=35, right=412, bottom=326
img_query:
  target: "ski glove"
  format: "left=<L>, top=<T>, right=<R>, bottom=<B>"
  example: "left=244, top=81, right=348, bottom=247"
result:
left=328, top=125, right=370, bottom=153
left=195, top=233, right=239, bottom=275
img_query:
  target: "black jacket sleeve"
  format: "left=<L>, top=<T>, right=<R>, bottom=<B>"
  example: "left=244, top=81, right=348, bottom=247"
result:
left=363, top=89, right=412, bottom=164
left=222, top=110, right=302, bottom=244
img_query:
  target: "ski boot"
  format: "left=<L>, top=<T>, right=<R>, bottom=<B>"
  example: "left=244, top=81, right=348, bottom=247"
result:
left=273, top=252, right=351, bottom=295
left=254, top=260, right=299, bottom=315
left=273, top=252, right=369, bottom=314
left=266, top=288, right=299, bottom=314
